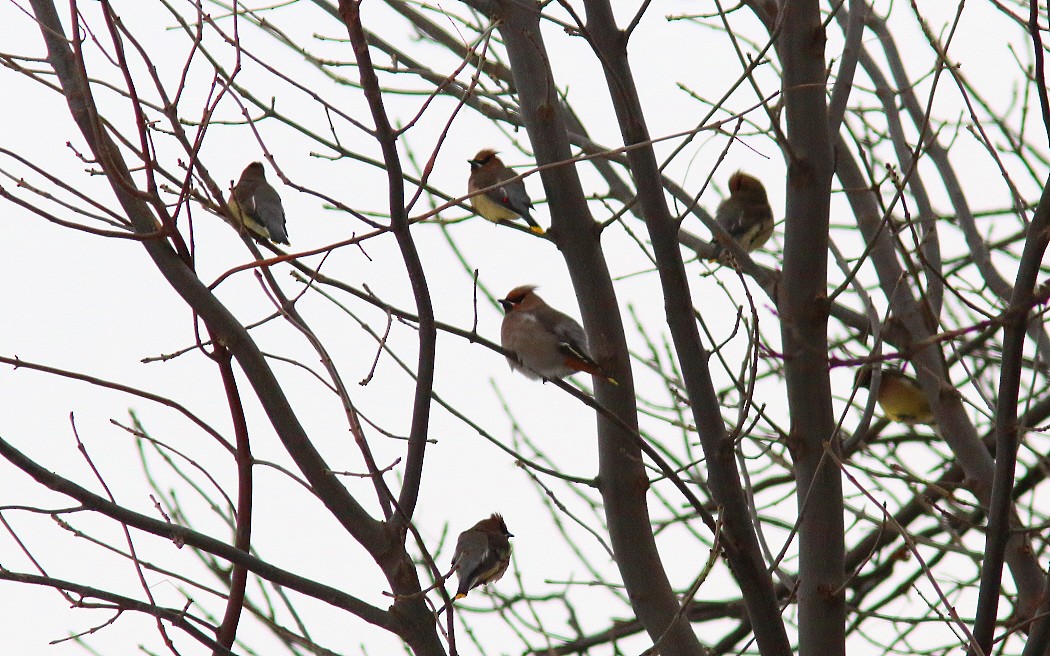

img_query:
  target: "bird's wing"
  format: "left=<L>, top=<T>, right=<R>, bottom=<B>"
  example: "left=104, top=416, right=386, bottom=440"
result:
left=717, top=203, right=751, bottom=238
left=251, top=184, right=289, bottom=244
left=233, top=183, right=258, bottom=215
left=503, top=182, right=533, bottom=218
left=452, top=532, right=489, bottom=570
left=533, top=308, right=593, bottom=364
left=452, top=533, right=493, bottom=597
left=493, top=169, right=533, bottom=217
left=230, top=184, right=272, bottom=241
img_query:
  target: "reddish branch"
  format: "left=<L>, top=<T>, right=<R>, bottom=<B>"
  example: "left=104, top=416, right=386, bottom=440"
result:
left=0, top=570, right=238, bottom=655
left=0, top=436, right=393, bottom=628
left=212, top=344, right=253, bottom=654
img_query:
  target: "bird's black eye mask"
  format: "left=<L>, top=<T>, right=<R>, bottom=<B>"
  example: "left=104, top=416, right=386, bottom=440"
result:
left=498, top=291, right=529, bottom=312
left=468, top=153, right=495, bottom=169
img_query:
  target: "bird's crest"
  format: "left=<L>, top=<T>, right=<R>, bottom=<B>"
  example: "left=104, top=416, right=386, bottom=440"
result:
left=469, top=149, right=499, bottom=168
left=499, top=285, right=539, bottom=311
left=477, top=513, right=513, bottom=537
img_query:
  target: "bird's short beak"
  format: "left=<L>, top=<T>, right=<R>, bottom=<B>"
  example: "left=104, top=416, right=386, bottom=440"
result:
left=498, top=298, right=512, bottom=312
left=507, top=532, right=515, bottom=538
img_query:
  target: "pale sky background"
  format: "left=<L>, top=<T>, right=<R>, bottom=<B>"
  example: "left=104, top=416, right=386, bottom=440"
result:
left=0, top=1, right=1041, bottom=654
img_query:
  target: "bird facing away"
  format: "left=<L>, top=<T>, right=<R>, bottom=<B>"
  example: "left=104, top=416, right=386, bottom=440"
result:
left=708, top=171, right=774, bottom=262
left=499, top=285, right=616, bottom=383
left=450, top=513, right=513, bottom=601
left=467, top=149, right=545, bottom=234
left=228, top=162, right=290, bottom=245
left=856, top=366, right=935, bottom=426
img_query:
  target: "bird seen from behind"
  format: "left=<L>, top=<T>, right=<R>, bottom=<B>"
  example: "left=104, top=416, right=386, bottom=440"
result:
left=229, top=161, right=290, bottom=245
left=449, top=513, right=513, bottom=602
left=708, top=171, right=774, bottom=263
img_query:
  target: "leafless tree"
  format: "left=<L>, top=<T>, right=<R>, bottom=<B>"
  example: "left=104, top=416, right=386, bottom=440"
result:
left=2, top=1, right=1050, bottom=655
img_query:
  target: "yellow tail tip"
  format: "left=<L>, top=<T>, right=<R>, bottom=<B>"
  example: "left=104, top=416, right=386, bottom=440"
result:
left=529, top=226, right=546, bottom=235
left=453, top=593, right=466, bottom=600
left=607, top=377, right=619, bottom=385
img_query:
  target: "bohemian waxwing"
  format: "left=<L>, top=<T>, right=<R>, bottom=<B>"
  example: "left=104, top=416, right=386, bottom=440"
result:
left=499, top=285, right=615, bottom=383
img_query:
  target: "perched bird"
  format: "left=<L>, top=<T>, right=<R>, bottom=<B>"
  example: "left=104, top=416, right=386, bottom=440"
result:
left=467, top=149, right=545, bottom=234
left=856, top=366, right=935, bottom=426
left=228, top=162, right=289, bottom=245
left=708, top=171, right=774, bottom=262
left=449, top=513, right=513, bottom=601
left=499, top=285, right=616, bottom=383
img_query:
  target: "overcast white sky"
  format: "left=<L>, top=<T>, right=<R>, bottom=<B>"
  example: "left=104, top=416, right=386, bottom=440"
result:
left=0, top=1, right=1043, bottom=654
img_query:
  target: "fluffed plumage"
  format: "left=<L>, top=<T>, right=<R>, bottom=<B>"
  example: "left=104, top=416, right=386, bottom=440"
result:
left=467, top=149, right=545, bottom=234
left=450, top=513, right=513, bottom=600
left=499, top=285, right=616, bottom=383
left=708, top=171, right=773, bottom=262
left=857, top=366, right=935, bottom=426
left=228, top=162, right=289, bottom=245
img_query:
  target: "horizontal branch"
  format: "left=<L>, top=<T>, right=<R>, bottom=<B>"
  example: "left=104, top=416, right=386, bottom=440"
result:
left=0, top=436, right=396, bottom=632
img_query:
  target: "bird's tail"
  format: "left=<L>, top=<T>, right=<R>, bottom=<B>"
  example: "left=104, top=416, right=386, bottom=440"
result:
left=521, top=211, right=545, bottom=235
left=707, top=240, right=733, bottom=264
left=564, top=354, right=618, bottom=385
left=434, top=589, right=468, bottom=616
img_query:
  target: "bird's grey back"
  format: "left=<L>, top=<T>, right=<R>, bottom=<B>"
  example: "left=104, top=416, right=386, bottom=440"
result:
left=255, top=184, right=288, bottom=243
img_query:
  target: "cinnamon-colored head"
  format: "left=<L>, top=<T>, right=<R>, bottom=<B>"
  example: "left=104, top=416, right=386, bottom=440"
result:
left=468, top=149, right=502, bottom=172
left=498, top=285, right=541, bottom=313
left=474, top=513, right=513, bottom=538
left=728, top=171, right=767, bottom=201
